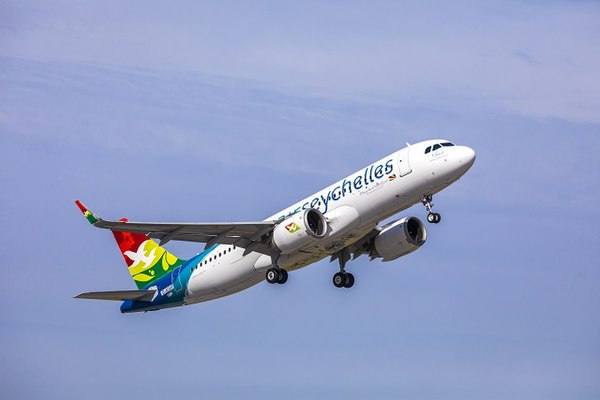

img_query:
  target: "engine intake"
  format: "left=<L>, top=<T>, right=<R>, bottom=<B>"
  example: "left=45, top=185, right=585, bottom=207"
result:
left=374, top=217, right=427, bottom=261
left=273, top=209, right=327, bottom=254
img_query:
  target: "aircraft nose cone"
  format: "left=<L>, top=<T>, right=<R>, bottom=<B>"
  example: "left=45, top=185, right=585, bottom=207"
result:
left=456, top=146, right=476, bottom=173
left=461, top=146, right=476, bottom=167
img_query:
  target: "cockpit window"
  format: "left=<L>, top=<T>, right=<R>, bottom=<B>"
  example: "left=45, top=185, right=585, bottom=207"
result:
left=426, top=142, right=455, bottom=154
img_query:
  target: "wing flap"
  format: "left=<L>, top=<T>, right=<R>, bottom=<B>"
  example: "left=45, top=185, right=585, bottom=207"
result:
left=74, top=290, right=156, bottom=302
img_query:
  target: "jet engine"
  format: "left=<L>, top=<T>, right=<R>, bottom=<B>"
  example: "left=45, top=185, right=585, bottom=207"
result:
left=373, top=217, right=427, bottom=261
left=272, top=209, right=328, bottom=254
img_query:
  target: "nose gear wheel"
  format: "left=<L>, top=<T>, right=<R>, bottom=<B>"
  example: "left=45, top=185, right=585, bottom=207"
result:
left=427, top=212, right=441, bottom=223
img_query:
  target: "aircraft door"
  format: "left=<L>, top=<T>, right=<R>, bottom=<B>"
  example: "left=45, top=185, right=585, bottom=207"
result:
left=397, top=147, right=412, bottom=177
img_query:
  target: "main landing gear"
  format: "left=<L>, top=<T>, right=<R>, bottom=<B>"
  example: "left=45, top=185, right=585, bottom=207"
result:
left=332, top=248, right=354, bottom=288
left=266, top=253, right=288, bottom=285
left=421, top=194, right=441, bottom=224
left=333, top=271, right=354, bottom=288
left=265, top=249, right=355, bottom=288
left=266, top=267, right=288, bottom=284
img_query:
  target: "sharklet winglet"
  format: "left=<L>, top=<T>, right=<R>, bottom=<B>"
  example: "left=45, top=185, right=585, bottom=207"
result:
left=75, top=200, right=101, bottom=225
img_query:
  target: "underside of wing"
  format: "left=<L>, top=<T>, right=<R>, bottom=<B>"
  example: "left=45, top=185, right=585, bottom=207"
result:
left=74, top=290, right=157, bottom=302
left=93, top=220, right=276, bottom=254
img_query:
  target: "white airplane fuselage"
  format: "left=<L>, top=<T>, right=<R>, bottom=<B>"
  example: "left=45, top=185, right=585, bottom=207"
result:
left=183, top=139, right=476, bottom=306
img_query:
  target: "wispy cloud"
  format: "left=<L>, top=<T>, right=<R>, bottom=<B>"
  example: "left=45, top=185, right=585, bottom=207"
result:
left=2, top=1, right=599, bottom=123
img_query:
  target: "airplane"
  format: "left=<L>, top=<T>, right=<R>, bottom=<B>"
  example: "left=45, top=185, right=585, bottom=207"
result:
left=75, top=139, right=475, bottom=313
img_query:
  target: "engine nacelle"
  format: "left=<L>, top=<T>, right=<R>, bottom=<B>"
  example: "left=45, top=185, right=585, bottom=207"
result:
left=374, top=217, right=427, bottom=261
left=273, top=209, right=328, bottom=254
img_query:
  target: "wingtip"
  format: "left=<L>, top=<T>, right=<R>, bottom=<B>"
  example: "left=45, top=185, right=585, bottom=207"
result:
left=75, top=200, right=100, bottom=224
left=75, top=200, right=87, bottom=212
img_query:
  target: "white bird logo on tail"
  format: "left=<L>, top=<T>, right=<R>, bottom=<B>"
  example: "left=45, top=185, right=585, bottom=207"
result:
left=124, top=242, right=158, bottom=269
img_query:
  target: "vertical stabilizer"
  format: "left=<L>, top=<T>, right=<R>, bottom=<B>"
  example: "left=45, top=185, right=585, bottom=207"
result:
left=75, top=201, right=186, bottom=289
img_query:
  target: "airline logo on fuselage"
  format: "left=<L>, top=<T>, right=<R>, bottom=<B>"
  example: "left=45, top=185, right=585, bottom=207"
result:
left=278, top=158, right=395, bottom=219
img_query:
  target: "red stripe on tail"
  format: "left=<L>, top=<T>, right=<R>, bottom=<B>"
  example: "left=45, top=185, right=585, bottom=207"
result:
left=112, top=218, right=147, bottom=268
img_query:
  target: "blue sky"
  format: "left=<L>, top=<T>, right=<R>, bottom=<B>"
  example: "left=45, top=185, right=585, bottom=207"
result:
left=1, top=1, right=599, bottom=399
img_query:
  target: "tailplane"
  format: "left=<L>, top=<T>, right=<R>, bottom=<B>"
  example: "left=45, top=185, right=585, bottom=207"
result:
left=74, top=289, right=156, bottom=302
left=75, top=200, right=186, bottom=289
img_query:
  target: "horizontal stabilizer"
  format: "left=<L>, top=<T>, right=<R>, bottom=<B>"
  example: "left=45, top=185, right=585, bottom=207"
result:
left=74, top=290, right=156, bottom=302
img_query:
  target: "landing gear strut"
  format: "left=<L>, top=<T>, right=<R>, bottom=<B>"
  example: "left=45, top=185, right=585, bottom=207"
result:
left=421, top=194, right=441, bottom=224
left=332, top=248, right=354, bottom=288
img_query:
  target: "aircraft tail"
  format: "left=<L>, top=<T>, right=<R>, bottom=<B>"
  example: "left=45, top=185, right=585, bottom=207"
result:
left=75, top=200, right=186, bottom=289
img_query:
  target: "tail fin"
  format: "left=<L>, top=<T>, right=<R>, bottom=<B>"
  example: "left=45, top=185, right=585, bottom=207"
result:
left=75, top=200, right=186, bottom=289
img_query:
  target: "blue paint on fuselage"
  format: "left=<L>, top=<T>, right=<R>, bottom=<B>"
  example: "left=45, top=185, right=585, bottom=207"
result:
left=120, top=245, right=218, bottom=313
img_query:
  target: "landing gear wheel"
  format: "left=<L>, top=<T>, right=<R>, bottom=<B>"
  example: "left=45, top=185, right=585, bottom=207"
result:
left=333, top=272, right=355, bottom=288
left=427, top=212, right=441, bottom=224
left=344, top=273, right=355, bottom=288
left=277, top=269, right=288, bottom=284
left=333, top=248, right=355, bottom=288
left=266, top=268, right=279, bottom=284
left=333, top=272, right=346, bottom=288
left=266, top=268, right=288, bottom=284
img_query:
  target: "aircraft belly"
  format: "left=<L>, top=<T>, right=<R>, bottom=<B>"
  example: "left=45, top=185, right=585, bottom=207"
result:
left=186, top=254, right=261, bottom=298
left=185, top=274, right=264, bottom=305
left=277, top=224, right=375, bottom=271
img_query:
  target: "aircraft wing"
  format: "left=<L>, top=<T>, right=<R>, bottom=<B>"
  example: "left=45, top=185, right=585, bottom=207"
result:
left=75, top=201, right=276, bottom=254
left=74, top=290, right=157, bottom=302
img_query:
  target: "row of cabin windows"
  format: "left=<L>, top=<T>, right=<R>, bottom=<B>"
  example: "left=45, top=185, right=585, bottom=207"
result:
left=193, top=246, right=236, bottom=270
left=424, top=142, right=455, bottom=154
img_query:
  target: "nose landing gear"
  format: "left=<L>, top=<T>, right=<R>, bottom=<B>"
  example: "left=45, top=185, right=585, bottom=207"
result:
left=421, top=195, right=441, bottom=224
